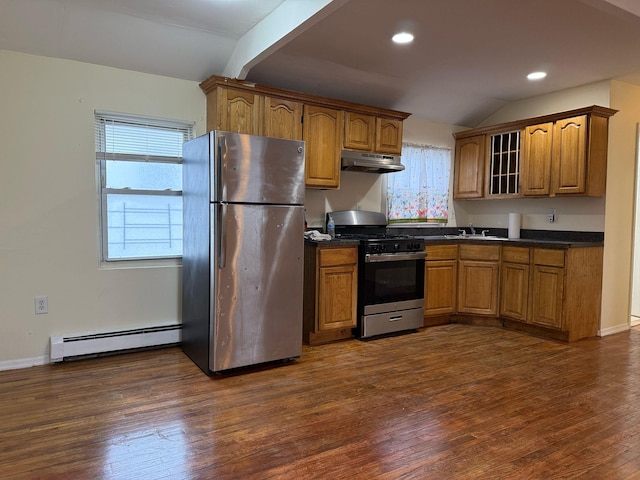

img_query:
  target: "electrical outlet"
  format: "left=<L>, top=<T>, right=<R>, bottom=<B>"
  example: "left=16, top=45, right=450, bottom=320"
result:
left=35, top=296, right=48, bottom=314
left=547, top=208, right=557, bottom=223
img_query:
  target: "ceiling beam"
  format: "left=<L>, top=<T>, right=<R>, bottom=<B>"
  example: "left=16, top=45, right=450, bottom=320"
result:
left=222, top=0, right=349, bottom=80
left=602, top=0, right=640, bottom=17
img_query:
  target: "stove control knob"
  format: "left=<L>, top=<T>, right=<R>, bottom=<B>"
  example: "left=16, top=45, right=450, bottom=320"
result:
left=394, top=243, right=400, bottom=251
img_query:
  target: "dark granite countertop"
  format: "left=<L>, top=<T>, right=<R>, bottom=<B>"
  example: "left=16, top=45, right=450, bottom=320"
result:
left=304, top=238, right=360, bottom=247
left=415, top=235, right=602, bottom=248
left=390, top=226, right=603, bottom=248
left=304, top=227, right=603, bottom=248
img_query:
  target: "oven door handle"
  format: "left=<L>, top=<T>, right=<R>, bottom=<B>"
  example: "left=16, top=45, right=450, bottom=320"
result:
left=365, top=252, right=427, bottom=263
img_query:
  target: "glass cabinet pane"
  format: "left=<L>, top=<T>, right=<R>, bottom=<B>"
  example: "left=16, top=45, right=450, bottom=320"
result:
left=488, top=130, right=520, bottom=195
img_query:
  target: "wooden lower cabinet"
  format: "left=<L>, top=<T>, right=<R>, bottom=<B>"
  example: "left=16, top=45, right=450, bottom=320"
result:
left=423, top=241, right=603, bottom=342
left=500, top=246, right=530, bottom=322
left=503, top=246, right=603, bottom=341
left=303, top=244, right=358, bottom=345
left=457, top=244, right=500, bottom=316
left=424, top=245, right=458, bottom=318
left=529, top=248, right=565, bottom=330
left=529, top=264, right=564, bottom=329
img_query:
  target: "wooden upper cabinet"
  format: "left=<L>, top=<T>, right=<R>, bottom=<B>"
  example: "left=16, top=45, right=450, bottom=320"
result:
left=200, top=75, right=410, bottom=190
left=375, top=117, right=403, bottom=154
left=263, top=96, right=302, bottom=140
left=551, top=115, right=587, bottom=195
left=303, top=105, right=344, bottom=189
left=521, top=122, right=553, bottom=196
left=344, top=114, right=403, bottom=155
left=454, top=135, right=485, bottom=199
left=344, top=112, right=375, bottom=151
left=453, top=105, right=616, bottom=200
left=208, top=87, right=261, bottom=135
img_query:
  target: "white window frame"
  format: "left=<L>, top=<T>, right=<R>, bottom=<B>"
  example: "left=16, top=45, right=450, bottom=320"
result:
left=95, top=111, right=195, bottom=263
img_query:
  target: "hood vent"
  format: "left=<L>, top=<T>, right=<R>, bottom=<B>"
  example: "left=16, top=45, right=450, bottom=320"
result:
left=341, top=150, right=404, bottom=173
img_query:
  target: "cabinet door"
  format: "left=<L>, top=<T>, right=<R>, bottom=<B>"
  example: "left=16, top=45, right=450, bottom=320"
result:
left=425, top=260, right=457, bottom=316
left=457, top=260, right=499, bottom=315
left=500, top=262, right=529, bottom=321
left=375, top=117, right=403, bottom=154
left=263, top=96, right=302, bottom=140
left=344, top=112, right=375, bottom=151
left=215, top=88, right=261, bottom=135
left=318, top=264, right=357, bottom=331
left=303, top=105, right=343, bottom=189
left=552, top=115, right=587, bottom=195
left=454, top=135, right=485, bottom=199
left=521, top=122, right=553, bottom=196
left=529, top=264, right=564, bottom=329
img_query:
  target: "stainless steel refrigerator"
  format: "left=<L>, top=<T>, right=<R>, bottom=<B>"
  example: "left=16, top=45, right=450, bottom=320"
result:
left=181, top=131, right=305, bottom=374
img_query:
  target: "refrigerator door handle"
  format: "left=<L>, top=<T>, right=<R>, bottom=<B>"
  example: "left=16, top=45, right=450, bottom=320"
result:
left=216, top=135, right=227, bottom=201
left=217, top=203, right=227, bottom=269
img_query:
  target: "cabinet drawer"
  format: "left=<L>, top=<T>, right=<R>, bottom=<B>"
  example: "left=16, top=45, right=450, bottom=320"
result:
left=502, top=246, right=529, bottom=264
left=319, top=247, right=357, bottom=267
left=533, top=248, right=565, bottom=267
left=459, top=244, right=501, bottom=261
left=426, top=244, right=458, bottom=261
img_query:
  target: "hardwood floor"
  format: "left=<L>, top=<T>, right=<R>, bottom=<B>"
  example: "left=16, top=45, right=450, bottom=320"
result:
left=2, top=324, right=640, bottom=479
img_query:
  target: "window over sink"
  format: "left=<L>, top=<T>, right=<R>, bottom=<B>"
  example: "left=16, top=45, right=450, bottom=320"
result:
left=386, top=143, right=451, bottom=224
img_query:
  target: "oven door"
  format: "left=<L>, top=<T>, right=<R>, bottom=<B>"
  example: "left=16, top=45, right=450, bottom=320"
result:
left=361, top=251, right=426, bottom=309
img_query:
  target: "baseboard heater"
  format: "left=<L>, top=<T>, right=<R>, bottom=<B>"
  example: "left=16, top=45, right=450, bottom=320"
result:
left=50, top=324, right=181, bottom=363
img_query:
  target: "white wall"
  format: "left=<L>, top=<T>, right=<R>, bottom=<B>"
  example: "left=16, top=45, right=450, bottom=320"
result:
left=602, top=80, right=640, bottom=334
left=633, top=126, right=640, bottom=319
left=0, top=51, right=205, bottom=367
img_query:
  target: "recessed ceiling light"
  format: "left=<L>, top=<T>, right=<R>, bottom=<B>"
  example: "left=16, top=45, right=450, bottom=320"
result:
left=392, top=32, right=414, bottom=44
left=527, top=71, right=547, bottom=80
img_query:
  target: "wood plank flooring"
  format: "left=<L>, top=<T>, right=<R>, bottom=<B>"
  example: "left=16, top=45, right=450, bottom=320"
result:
left=2, top=324, right=640, bottom=479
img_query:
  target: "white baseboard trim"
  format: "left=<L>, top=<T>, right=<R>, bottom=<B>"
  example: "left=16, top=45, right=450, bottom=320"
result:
left=631, top=316, right=640, bottom=327
left=599, top=323, right=630, bottom=337
left=0, top=355, right=49, bottom=372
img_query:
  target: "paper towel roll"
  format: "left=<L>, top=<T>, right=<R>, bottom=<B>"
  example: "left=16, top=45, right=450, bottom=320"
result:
left=508, top=213, right=521, bottom=239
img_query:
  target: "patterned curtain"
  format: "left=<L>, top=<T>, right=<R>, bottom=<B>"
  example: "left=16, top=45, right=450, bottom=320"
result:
left=387, top=143, right=451, bottom=224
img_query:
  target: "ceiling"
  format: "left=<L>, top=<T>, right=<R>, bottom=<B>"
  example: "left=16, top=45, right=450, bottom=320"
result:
left=3, top=0, right=640, bottom=127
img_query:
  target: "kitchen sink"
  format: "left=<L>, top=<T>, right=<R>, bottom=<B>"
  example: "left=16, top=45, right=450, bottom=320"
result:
left=444, top=234, right=504, bottom=240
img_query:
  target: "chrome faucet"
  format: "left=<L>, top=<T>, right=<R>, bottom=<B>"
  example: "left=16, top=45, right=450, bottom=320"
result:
left=469, top=223, right=476, bottom=235
left=481, top=229, right=490, bottom=237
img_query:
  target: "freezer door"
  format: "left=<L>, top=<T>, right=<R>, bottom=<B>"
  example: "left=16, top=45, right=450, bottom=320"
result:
left=210, top=203, right=304, bottom=372
left=211, top=131, right=305, bottom=205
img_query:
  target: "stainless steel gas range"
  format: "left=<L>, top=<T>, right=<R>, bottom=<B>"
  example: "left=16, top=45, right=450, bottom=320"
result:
left=328, top=210, right=426, bottom=339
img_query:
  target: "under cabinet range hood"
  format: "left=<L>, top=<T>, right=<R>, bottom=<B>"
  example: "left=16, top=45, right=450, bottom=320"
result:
left=341, top=150, right=404, bottom=173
